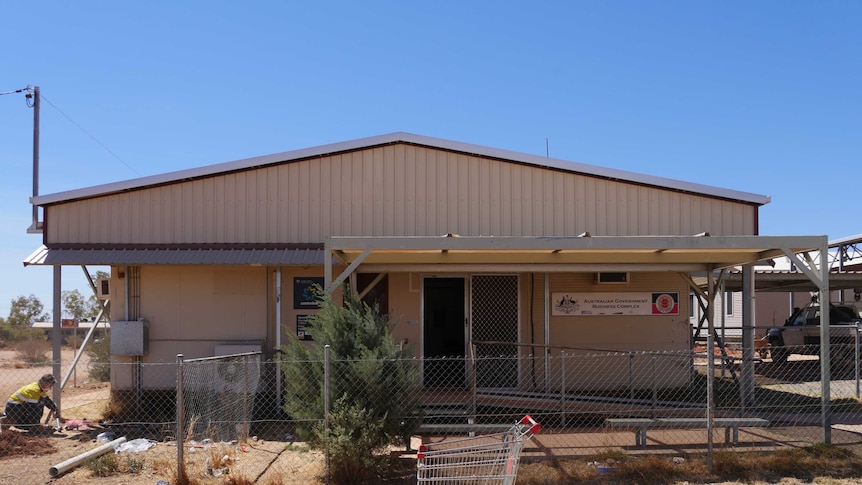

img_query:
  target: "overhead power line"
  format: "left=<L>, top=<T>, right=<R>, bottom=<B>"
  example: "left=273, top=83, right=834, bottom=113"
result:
left=4, top=85, right=140, bottom=177
left=39, top=95, right=140, bottom=176
left=0, top=85, right=33, bottom=96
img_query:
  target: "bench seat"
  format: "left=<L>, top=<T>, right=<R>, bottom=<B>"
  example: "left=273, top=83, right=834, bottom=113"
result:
left=605, top=417, right=769, bottom=448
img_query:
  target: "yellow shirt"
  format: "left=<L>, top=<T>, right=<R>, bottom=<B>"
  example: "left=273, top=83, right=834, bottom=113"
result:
left=8, top=382, right=50, bottom=406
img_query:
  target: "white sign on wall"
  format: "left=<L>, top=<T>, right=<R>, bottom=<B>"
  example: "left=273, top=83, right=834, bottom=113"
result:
left=552, top=292, right=679, bottom=316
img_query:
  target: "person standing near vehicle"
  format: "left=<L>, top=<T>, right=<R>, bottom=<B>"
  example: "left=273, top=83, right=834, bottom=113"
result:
left=1, top=374, right=61, bottom=431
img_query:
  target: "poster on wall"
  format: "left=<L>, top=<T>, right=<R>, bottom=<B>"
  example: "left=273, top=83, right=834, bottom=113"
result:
left=296, top=314, right=314, bottom=341
left=294, top=277, right=324, bottom=309
left=552, top=292, right=679, bottom=316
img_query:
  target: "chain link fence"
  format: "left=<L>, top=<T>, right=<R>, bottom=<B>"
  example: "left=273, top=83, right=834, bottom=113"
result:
left=3, top=339, right=862, bottom=482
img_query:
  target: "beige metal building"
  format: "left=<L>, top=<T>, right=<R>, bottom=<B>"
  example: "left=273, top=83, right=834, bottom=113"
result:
left=24, top=132, right=828, bottom=394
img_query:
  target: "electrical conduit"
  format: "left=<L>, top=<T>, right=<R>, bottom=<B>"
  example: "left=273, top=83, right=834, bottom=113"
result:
left=49, top=436, right=127, bottom=477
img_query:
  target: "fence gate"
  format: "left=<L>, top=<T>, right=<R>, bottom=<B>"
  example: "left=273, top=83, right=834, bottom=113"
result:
left=471, top=275, right=519, bottom=389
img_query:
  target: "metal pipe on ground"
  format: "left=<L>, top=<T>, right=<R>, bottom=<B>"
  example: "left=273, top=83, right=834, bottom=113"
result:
left=49, top=436, right=127, bottom=478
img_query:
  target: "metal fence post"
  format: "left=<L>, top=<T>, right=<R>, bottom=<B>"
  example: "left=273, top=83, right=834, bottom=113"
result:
left=324, top=344, right=331, bottom=483
left=560, top=351, right=566, bottom=427
left=651, top=355, right=657, bottom=418
left=856, top=323, right=860, bottom=399
left=242, top=354, right=249, bottom=441
left=707, top=332, right=714, bottom=472
left=470, top=342, right=478, bottom=419
left=176, top=354, right=185, bottom=482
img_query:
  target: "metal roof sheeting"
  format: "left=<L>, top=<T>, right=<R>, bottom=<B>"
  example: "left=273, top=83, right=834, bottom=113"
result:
left=23, top=245, right=328, bottom=266
left=30, top=132, right=771, bottom=207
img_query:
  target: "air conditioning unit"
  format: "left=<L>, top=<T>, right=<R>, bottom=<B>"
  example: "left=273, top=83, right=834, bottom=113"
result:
left=213, top=344, right=262, bottom=394
left=96, top=278, right=111, bottom=300
left=596, top=272, right=629, bottom=284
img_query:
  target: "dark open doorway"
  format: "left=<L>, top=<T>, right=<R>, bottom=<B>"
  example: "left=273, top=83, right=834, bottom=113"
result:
left=423, top=277, right=466, bottom=388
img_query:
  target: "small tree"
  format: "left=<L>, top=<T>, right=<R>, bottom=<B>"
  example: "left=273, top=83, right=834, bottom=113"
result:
left=6, top=294, right=49, bottom=327
left=280, top=286, right=420, bottom=484
left=62, top=289, right=102, bottom=320
left=63, top=289, right=87, bottom=320
left=86, top=334, right=111, bottom=382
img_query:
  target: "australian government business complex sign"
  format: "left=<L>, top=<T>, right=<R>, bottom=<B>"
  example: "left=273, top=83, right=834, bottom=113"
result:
left=552, top=292, right=679, bottom=317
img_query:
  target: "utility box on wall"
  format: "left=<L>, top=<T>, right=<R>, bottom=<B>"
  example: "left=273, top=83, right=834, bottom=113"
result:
left=110, top=319, right=149, bottom=356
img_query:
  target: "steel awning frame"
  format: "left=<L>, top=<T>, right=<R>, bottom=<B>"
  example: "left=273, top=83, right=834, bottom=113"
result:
left=708, top=270, right=862, bottom=293
left=323, top=235, right=830, bottom=293
left=24, top=235, right=833, bottom=293
left=323, top=233, right=839, bottom=442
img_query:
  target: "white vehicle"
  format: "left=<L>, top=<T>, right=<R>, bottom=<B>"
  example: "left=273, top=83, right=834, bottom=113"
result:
left=764, top=302, right=862, bottom=365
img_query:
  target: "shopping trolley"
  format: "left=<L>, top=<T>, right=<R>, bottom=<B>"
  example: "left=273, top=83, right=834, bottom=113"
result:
left=416, top=415, right=541, bottom=485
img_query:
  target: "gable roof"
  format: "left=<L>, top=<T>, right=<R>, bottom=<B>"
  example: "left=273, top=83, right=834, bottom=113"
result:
left=30, top=132, right=771, bottom=207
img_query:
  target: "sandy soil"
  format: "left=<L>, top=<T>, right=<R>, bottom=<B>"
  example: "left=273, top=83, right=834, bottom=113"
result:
left=0, top=431, right=326, bottom=485
left=0, top=347, right=325, bottom=484
left=0, top=348, right=98, bottom=401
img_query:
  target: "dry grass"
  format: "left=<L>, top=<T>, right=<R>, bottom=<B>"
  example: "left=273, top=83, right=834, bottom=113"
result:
left=84, top=453, right=146, bottom=477
left=149, top=455, right=178, bottom=481
left=5, top=431, right=862, bottom=485
left=14, top=338, right=51, bottom=365
left=516, top=444, right=862, bottom=484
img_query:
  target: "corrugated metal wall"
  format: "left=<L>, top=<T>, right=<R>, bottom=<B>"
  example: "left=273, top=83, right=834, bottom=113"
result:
left=45, top=144, right=758, bottom=244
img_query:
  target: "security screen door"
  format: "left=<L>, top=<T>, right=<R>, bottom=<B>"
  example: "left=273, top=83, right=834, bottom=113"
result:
left=423, top=277, right=466, bottom=387
left=471, top=275, right=519, bottom=389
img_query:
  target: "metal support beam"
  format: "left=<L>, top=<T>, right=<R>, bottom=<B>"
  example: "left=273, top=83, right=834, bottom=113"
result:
left=544, top=272, right=550, bottom=393
left=61, top=301, right=109, bottom=390
left=52, top=265, right=62, bottom=413
left=818, top=244, right=831, bottom=443
left=741, top=264, right=755, bottom=407
left=326, top=247, right=372, bottom=293
left=782, top=248, right=824, bottom=289
left=324, top=243, right=333, bottom=291
left=359, top=263, right=707, bottom=273
left=706, top=265, right=715, bottom=472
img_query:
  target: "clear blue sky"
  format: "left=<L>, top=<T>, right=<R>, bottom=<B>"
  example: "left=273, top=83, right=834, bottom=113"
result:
left=1, top=1, right=859, bottom=317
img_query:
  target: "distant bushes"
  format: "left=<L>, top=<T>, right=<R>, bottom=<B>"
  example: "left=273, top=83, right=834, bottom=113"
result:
left=0, top=325, right=44, bottom=347
left=86, top=335, right=111, bottom=382
left=15, top=338, right=51, bottom=365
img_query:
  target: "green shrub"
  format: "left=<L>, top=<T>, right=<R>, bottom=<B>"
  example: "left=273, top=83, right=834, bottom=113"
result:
left=315, top=396, right=387, bottom=484
left=85, top=453, right=120, bottom=477
left=280, top=286, right=421, bottom=483
left=65, top=335, right=83, bottom=349
left=84, top=453, right=145, bottom=477
left=86, top=335, right=111, bottom=382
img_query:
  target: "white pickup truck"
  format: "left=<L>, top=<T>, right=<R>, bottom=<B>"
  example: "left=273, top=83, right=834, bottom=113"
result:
left=764, top=302, right=862, bottom=365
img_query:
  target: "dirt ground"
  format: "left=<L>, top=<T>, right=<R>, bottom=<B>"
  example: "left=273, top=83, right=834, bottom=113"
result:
left=0, top=347, right=325, bottom=484
left=0, top=430, right=326, bottom=485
